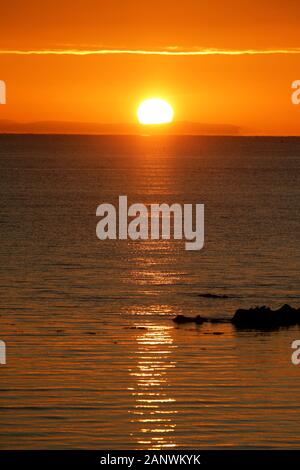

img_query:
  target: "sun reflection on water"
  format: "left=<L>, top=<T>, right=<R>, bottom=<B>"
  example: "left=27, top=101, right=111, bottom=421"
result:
left=128, top=321, right=178, bottom=449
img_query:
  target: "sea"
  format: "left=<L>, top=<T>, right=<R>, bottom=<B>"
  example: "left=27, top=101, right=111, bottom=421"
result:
left=0, top=134, right=299, bottom=449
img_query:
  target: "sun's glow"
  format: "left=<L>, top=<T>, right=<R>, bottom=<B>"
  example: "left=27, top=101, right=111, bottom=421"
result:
left=137, top=99, right=174, bottom=125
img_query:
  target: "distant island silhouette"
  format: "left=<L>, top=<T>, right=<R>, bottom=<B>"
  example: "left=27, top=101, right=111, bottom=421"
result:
left=0, top=119, right=241, bottom=135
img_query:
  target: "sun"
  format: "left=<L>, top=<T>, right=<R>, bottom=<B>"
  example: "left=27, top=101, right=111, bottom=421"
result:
left=137, top=98, right=174, bottom=125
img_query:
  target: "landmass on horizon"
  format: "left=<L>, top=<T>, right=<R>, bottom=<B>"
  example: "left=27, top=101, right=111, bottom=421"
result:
left=0, top=120, right=241, bottom=135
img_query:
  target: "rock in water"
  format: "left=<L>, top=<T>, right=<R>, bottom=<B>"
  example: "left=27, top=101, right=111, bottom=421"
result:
left=198, top=293, right=230, bottom=299
left=231, top=304, right=300, bottom=329
left=173, top=314, right=205, bottom=325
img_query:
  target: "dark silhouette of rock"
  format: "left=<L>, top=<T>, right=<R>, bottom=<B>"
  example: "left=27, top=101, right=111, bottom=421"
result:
left=198, top=293, right=230, bottom=299
left=208, top=318, right=229, bottom=324
left=231, top=304, right=300, bottom=330
left=173, top=314, right=205, bottom=325
left=172, top=304, right=300, bottom=330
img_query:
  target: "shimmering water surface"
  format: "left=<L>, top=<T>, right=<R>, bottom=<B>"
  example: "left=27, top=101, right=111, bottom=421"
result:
left=0, top=135, right=299, bottom=449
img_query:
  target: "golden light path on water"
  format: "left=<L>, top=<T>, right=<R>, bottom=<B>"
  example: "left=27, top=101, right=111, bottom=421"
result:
left=128, top=318, right=178, bottom=450
left=1, top=138, right=300, bottom=450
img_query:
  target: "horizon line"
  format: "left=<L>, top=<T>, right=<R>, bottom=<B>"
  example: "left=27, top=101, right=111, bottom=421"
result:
left=0, top=132, right=299, bottom=137
left=1, top=47, right=300, bottom=56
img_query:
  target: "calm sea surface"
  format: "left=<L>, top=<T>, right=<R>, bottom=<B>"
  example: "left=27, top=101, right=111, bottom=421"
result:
left=0, top=135, right=300, bottom=449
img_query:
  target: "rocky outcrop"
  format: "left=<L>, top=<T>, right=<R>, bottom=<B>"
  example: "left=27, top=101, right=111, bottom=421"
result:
left=231, top=304, right=300, bottom=329
left=173, top=314, right=228, bottom=325
left=173, top=304, right=300, bottom=330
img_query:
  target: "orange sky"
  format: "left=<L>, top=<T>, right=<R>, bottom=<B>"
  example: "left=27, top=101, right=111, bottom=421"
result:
left=0, top=0, right=300, bottom=134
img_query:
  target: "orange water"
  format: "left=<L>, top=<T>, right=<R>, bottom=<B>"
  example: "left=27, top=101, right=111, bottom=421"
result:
left=0, top=135, right=299, bottom=448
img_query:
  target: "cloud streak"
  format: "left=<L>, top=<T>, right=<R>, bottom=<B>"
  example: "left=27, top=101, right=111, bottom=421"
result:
left=0, top=47, right=300, bottom=56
